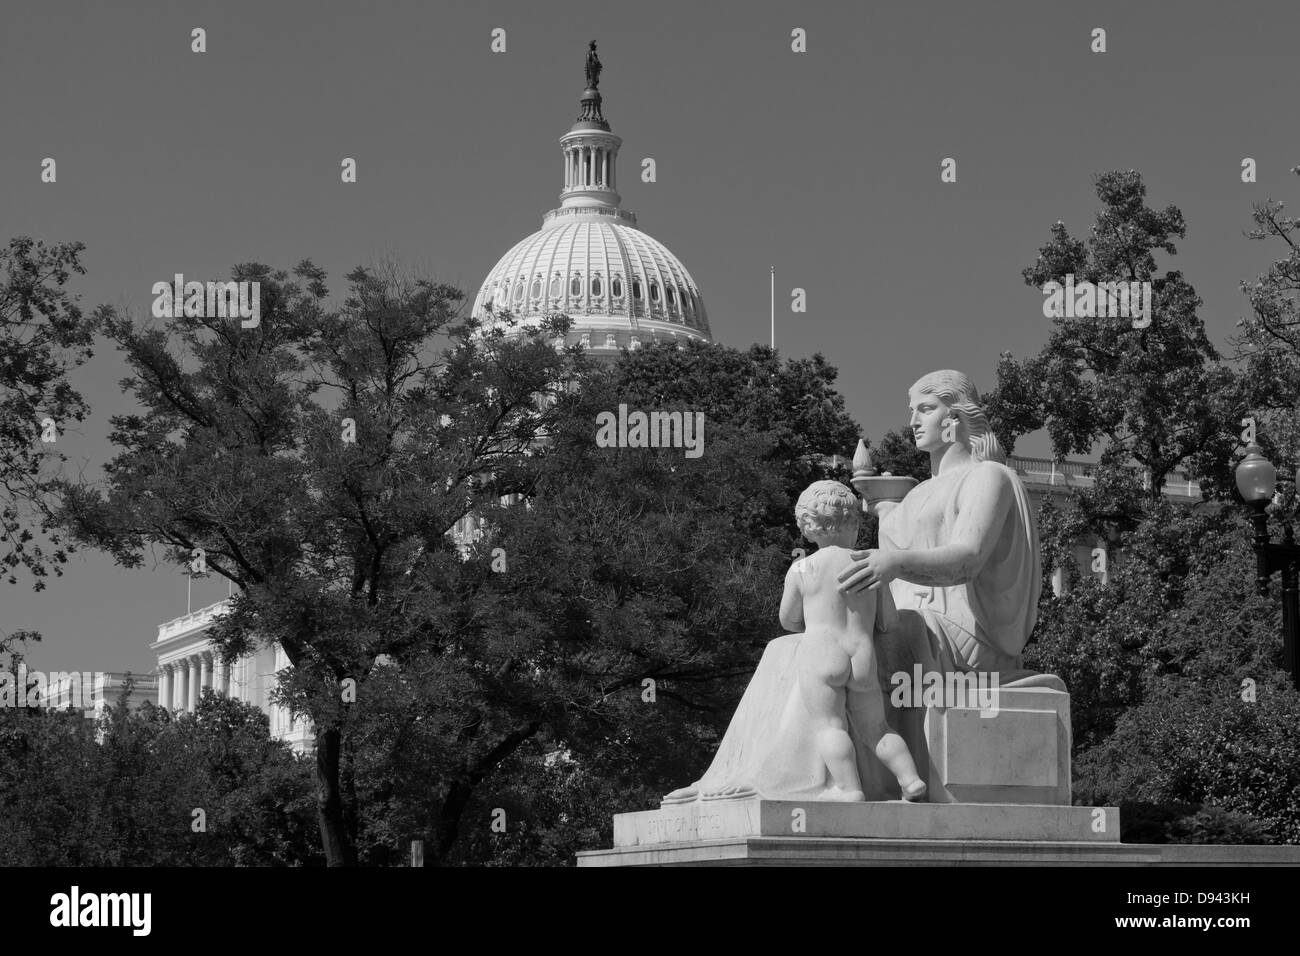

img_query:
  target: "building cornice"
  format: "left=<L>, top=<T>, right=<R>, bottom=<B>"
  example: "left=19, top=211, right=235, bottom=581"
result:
left=149, top=599, right=231, bottom=652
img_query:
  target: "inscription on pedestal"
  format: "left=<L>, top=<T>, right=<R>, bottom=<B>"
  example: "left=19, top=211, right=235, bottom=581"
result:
left=647, top=809, right=724, bottom=842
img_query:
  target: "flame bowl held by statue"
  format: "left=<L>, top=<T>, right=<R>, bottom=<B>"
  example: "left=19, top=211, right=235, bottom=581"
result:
left=850, top=474, right=918, bottom=504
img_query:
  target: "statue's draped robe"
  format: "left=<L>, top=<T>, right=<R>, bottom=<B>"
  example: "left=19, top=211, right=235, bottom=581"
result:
left=879, top=461, right=1042, bottom=679
left=664, top=460, right=1058, bottom=806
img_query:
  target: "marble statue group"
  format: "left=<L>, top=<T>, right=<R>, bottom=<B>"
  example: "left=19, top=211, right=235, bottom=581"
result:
left=664, top=369, right=1065, bottom=806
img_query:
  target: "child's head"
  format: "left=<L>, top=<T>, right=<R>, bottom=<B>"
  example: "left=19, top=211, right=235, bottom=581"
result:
left=794, top=480, right=860, bottom=545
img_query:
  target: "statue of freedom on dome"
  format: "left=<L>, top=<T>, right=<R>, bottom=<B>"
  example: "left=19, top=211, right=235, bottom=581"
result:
left=585, top=41, right=602, bottom=89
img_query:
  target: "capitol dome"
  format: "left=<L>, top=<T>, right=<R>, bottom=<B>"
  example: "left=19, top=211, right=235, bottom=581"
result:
left=471, top=43, right=712, bottom=352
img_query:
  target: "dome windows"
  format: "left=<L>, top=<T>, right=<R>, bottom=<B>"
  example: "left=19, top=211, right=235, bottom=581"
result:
left=474, top=223, right=708, bottom=339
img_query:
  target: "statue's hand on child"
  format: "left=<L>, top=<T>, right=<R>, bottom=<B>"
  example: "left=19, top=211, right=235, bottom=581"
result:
left=836, top=548, right=900, bottom=595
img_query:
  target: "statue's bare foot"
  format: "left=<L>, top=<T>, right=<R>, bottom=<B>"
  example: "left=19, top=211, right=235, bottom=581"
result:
left=661, top=786, right=699, bottom=805
left=701, top=784, right=756, bottom=801
left=821, top=786, right=866, bottom=802
left=901, top=779, right=927, bottom=802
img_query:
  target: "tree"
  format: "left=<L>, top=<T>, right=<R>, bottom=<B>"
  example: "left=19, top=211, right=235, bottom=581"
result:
left=1024, top=496, right=1275, bottom=748
left=0, top=237, right=94, bottom=590
left=607, top=341, right=863, bottom=512
left=340, top=340, right=867, bottom=864
left=0, top=684, right=318, bottom=866
left=1231, top=164, right=1300, bottom=507
left=868, top=427, right=930, bottom=483
left=58, top=260, right=576, bottom=865
left=989, top=171, right=1243, bottom=503
left=1075, top=681, right=1300, bottom=844
left=1023, top=489, right=1300, bottom=844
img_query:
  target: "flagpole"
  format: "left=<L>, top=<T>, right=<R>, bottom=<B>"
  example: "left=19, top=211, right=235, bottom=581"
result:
left=769, top=265, right=775, bottom=349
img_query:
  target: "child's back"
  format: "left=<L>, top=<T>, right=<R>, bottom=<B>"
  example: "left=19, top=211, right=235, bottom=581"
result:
left=797, top=546, right=877, bottom=652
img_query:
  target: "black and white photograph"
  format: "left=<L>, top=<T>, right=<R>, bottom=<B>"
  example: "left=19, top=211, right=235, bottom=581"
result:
left=1, top=0, right=1297, bottom=935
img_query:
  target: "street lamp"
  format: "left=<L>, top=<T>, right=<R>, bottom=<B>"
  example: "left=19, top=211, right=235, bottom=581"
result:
left=1234, top=444, right=1299, bottom=688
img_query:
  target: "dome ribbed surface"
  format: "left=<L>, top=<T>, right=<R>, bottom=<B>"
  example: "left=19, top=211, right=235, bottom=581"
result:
left=471, top=217, right=711, bottom=347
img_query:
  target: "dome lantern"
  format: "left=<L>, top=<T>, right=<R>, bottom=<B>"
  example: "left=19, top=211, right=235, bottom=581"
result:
left=560, top=41, right=623, bottom=215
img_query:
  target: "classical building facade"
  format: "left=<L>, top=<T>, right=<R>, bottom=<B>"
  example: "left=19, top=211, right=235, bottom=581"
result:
left=151, top=601, right=313, bottom=752
left=41, top=671, right=158, bottom=717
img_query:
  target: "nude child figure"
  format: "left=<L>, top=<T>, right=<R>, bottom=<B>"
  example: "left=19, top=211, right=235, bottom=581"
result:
left=779, top=480, right=927, bottom=802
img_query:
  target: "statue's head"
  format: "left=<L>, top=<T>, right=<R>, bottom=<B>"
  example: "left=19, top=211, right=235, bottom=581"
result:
left=908, top=369, right=1005, bottom=464
left=795, top=480, right=860, bottom=543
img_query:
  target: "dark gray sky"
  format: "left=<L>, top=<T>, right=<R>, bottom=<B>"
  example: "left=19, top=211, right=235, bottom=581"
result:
left=2, top=0, right=1297, bottom=672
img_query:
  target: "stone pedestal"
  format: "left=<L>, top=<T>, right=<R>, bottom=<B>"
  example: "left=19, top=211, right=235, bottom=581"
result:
left=614, top=797, right=1116, bottom=847
left=923, top=684, right=1071, bottom=805
left=579, top=798, right=1128, bottom=867
left=577, top=836, right=1300, bottom=867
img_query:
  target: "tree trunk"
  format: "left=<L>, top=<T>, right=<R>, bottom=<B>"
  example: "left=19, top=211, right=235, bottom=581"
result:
left=342, top=728, right=361, bottom=852
left=315, top=723, right=357, bottom=866
left=430, top=779, right=475, bottom=865
left=1147, top=467, right=1165, bottom=504
left=428, top=721, right=544, bottom=864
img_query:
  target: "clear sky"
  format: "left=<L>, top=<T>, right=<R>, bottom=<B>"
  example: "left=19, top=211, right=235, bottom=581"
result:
left=1, top=0, right=1297, bottom=672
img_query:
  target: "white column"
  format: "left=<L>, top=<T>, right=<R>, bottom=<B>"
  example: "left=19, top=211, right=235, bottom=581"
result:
left=174, top=663, right=186, bottom=710
left=602, top=150, right=608, bottom=187
left=217, top=659, right=229, bottom=696
left=187, top=656, right=200, bottom=712
left=158, top=665, right=171, bottom=708
left=200, top=653, right=212, bottom=698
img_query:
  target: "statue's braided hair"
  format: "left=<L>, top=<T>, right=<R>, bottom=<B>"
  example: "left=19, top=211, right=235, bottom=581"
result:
left=910, top=369, right=1007, bottom=465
